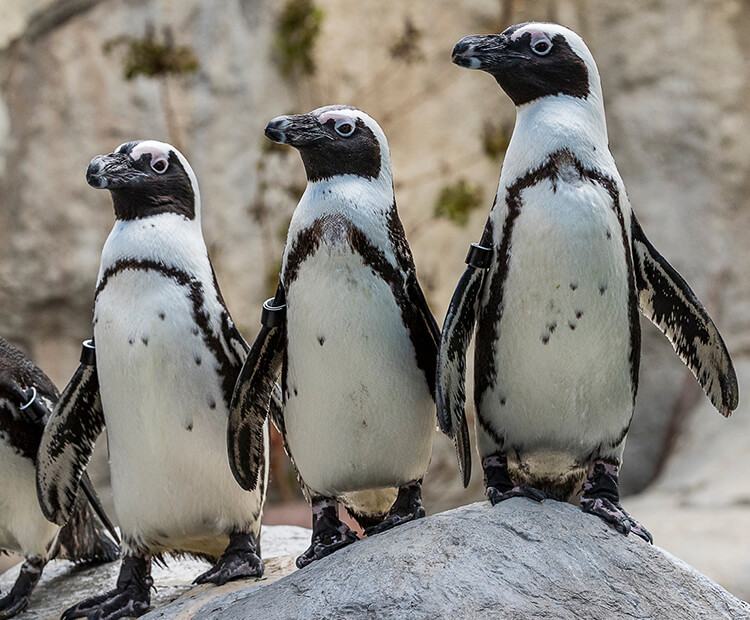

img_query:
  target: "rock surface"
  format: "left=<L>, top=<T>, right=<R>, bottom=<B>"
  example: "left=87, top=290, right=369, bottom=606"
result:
left=1, top=0, right=748, bottom=603
left=0, top=525, right=310, bottom=620
left=145, top=501, right=749, bottom=619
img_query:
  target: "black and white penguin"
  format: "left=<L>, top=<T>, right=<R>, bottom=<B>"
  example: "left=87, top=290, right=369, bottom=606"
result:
left=0, top=337, right=118, bottom=618
left=228, top=106, right=439, bottom=567
left=36, top=140, right=268, bottom=619
left=439, top=23, right=739, bottom=541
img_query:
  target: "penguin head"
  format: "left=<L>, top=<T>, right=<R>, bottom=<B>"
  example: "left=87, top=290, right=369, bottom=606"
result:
left=452, top=22, right=601, bottom=107
left=86, top=140, right=201, bottom=222
left=264, top=105, right=392, bottom=185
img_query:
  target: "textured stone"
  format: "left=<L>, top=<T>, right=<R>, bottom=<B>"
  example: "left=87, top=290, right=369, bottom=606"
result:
left=145, top=500, right=750, bottom=619
left=1, top=0, right=748, bottom=604
left=0, top=525, right=310, bottom=620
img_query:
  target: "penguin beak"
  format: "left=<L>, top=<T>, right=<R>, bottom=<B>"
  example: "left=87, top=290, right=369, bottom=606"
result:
left=452, top=34, right=522, bottom=73
left=86, top=153, right=148, bottom=190
left=265, top=114, right=329, bottom=148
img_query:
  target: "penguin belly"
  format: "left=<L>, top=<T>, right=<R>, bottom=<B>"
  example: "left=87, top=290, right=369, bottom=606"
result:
left=284, top=247, right=434, bottom=497
left=95, top=269, right=265, bottom=558
left=477, top=177, right=633, bottom=491
left=0, top=441, right=58, bottom=558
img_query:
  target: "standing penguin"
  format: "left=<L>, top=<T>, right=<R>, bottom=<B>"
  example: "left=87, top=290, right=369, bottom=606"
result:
left=0, top=337, right=118, bottom=618
left=228, top=106, right=439, bottom=567
left=36, top=140, right=268, bottom=619
left=439, top=23, right=738, bottom=541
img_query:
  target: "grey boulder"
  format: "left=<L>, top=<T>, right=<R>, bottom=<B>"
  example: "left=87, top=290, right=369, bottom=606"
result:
left=146, top=500, right=750, bottom=619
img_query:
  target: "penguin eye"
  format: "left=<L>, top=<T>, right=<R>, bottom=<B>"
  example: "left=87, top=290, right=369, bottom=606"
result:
left=334, top=119, right=356, bottom=138
left=531, top=36, right=552, bottom=56
left=151, top=157, right=168, bottom=174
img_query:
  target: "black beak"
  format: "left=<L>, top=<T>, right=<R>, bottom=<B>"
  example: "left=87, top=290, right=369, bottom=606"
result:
left=85, top=153, right=146, bottom=190
left=452, top=34, right=517, bottom=72
left=265, top=114, right=329, bottom=148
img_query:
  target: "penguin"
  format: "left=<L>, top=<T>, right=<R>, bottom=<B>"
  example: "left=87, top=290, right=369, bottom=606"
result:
left=439, top=23, right=738, bottom=542
left=0, top=337, right=118, bottom=618
left=228, top=106, right=439, bottom=568
left=35, top=140, right=269, bottom=619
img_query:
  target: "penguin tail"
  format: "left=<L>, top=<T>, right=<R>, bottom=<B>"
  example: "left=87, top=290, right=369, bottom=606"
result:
left=53, top=484, right=120, bottom=565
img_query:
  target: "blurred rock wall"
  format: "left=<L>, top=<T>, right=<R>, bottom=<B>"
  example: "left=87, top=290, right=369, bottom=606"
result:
left=0, top=0, right=747, bottom=505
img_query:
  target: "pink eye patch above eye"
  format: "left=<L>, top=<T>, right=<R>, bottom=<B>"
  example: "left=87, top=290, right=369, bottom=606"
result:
left=130, top=142, right=170, bottom=163
left=318, top=112, right=355, bottom=126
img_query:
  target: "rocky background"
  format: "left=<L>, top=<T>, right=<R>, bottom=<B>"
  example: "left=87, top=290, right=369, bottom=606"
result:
left=1, top=0, right=748, bottom=602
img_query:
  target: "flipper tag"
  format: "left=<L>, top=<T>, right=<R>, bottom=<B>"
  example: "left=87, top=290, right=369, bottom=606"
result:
left=261, top=298, right=287, bottom=328
left=80, top=339, right=96, bottom=366
left=19, top=386, right=37, bottom=411
left=465, top=243, right=492, bottom=269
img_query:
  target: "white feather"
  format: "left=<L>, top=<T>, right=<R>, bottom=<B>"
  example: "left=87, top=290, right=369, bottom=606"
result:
left=0, top=440, right=58, bottom=558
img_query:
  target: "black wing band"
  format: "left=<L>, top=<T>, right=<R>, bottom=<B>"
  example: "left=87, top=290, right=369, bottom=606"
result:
left=228, top=284, right=286, bottom=491
left=36, top=342, right=105, bottom=525
left=437, top=242, right=492, bottom=488
left=632, top=215, right=738, bottom=416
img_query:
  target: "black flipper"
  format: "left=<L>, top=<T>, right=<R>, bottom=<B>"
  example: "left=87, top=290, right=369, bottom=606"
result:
left=55, top=479, right=120, bottom=564
left=79, top=472, right=120, bottom=545
left=405, top=274, right=441, bottom=398
left=632, top=215, right=739, bottom=416
left=228, top=284, right=286, bottom=491
left=437, top=237, right=493, bottom=488
left=36, top=340, right=105, bottom=526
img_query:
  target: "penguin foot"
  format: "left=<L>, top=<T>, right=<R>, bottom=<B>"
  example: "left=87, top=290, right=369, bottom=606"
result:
left=296, top=498, right=358, bottom=569
left=482, top=453, right=546, bottom=506
left=194, top=532, right=264, bottom=585
left=486, top=485, right=547, bottom=505
left=363, top=479, right=425, bottom=536
left=580, top=496, right=653, bottom=543
left=61, top=554, right=152, bottom=620
left=580, top=459, right=653, bottom=544
left=0, top=557, right=43, bottom=619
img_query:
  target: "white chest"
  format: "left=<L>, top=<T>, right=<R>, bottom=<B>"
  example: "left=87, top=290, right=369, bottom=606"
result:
left=478, top=173, right=634, bottom=455
left=282, top=243, right=434, bottom=496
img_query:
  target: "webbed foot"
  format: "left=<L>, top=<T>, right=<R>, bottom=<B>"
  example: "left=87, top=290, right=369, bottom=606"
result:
left=0, top=557, right=43, bottom=619
left=61, top=554, right=152, bottom=620
left=296, top=498, right=358, bottom=569
left=194, top=531, right=264, bottom=585
left=483, top=453, right=546, bottom=505
left=486, top=485, right=547, bottom=505
left=364, top=479, right=425, bottom=536
left=580, top=460, right=653, bottom=544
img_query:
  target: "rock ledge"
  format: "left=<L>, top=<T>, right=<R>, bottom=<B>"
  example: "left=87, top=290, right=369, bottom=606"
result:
left=147, top=500, right=750, bottom=619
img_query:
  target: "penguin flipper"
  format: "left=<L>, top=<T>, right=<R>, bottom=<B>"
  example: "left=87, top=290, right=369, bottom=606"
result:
left=632, top=215, right=738, bottom=416
left=437, top=249, right=489, bottom=488
left=228, top=285, right=286, bottom=492
left=269, top=383, right=285, bottom=434
left=36, top=359, right=105, bottom=525
left=405, top=275, right=440, bottom=397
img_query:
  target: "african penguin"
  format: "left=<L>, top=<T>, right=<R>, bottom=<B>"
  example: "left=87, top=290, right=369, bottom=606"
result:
left=0, top=337, right=118, bottom=618
left=438, top=22, right=738, bottom=542
left=36, top=140, right=268, bottom=619
left=228, top=106, right=439, bottom=567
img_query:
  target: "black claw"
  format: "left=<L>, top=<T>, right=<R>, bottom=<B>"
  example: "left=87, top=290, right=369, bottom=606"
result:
left=580, top=460, right=653, bottom=544
left=0, top=593, right=30, bottom=619
left=61, top=555, right=152, bottom=620
left=296, top=529, right=358, bottom=569
left=296, top=499, right=359, bottom=569
left=0, top=557, right=43, bottom=619
left=193, top=532, right=264, bottom=585
left=482, top=452, right=546, bottom=505
left=363, top=481, right=426, bottom=537
left=487, top=485, right=547, bottom=505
